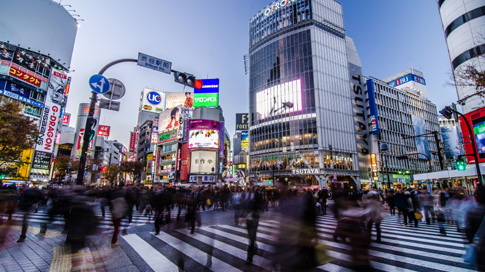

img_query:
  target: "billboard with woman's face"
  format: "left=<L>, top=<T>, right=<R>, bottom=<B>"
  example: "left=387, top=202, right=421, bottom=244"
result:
left=158, top=105, right=182, bottom=134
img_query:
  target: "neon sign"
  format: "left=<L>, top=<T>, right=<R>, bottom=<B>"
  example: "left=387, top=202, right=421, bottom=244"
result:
left=264, top=0, right=297, bottom=16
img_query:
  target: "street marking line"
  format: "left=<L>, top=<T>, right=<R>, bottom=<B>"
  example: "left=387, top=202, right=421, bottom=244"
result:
left=153, top=231, right=242, bottom=272
left=123, top=234, right=178, bottom=271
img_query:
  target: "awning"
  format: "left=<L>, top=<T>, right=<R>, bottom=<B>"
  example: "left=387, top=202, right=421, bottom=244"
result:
left=412, top=163, right=485, bottom=181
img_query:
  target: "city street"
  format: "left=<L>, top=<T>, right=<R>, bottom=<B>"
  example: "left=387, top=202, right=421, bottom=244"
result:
left=0, top=203, right=478, bottom=272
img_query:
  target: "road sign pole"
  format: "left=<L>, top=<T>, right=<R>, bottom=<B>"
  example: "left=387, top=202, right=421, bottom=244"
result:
left=76, top=90, right=98, bottom=184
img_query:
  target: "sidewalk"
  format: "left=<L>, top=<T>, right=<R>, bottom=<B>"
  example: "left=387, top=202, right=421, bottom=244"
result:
left=0, top=223, right=140, bottom=272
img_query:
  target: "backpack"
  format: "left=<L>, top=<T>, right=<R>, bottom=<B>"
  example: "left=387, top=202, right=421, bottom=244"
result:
left=111, top=196, right=128, bottom=220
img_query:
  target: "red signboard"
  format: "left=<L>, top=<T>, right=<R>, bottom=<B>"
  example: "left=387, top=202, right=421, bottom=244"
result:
left=460, top=107, right=485, bottom=164
left=180, top=143, right=190, bottom=181
left=62, top=114, right=70, bottom=125
left=97, top=125, right=110, bottom=137
left=8, top=64, right=43, bottom=87
left=129, top=132, right=137, bottom=152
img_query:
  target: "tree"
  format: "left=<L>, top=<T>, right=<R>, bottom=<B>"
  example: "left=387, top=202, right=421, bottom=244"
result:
left=0, top=102, right=39, bottom=180
left=103, top=164, right=121, bottom=184
left=454, top=59, right=485, bottom=105
left=120, top=161, right=145, bottom=182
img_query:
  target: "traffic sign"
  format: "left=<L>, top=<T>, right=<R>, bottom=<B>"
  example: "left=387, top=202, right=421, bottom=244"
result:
left=103, top=78, right=126, bottom=100
left=137, top=52, right=172, bottom=74
left=89, top=74, right=110, bottom=94
left=99, top=99, right=120, bottom=111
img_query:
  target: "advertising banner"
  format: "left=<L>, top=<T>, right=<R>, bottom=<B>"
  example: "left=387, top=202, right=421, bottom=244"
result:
left=241, top=131, right=249, bottom=153
left=158, top=105, right=182, bottom=134
left=139, top=88, right=165, bottom=113
left=0, top=80, right=44, bottom=108
left=193, top=92, right=219, bottom=107
left=31, top=151, right=52, bottom=170
left=255, top=79, right=302, bottom=120
left=387, top=73, right=426, bottom=88
left=190, top=150, right=217, bottom=174
left=62, top=113, right=71, bottom=126
left=146, top=153, right=153, bottom=175
left=441, top=126, right=462, bottom=160
left=166, top=92, right=194, bottom=109
left=188, top=120, right=220, bottom=149
left=158, top=131, right=178, bottom=144
left=35, top=68, right=67, bottom=154
left=412, top=116, right=431, bottom=160
left=8, top=63, right=43, bottom=87
left=180, top=143, right=190, bottom=181
left=194, top=78, right=219, bottom=94
left=236, top=113, right=249, bottom=131
left=97, top=125, right=111, bottom=137
left=219, top=122, right=224, bottom=157
left=366, top=79, right=380, bottom=135
left=129, top=132, right=137, bottom=152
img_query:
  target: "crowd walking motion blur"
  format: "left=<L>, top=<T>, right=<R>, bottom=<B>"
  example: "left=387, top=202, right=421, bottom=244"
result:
left=0, top=180, right=484, bottom=271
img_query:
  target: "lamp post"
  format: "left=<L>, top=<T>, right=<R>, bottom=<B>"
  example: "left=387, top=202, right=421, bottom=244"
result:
left=440, top=106, right=483, bottom=185
left=380, top=143, right=391, bottom=189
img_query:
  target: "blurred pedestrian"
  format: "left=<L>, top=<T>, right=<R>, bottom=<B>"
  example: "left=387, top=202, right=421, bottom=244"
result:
left=109, top=184, right=128, bottom=248
left=16, top=186, right=42, bottom=242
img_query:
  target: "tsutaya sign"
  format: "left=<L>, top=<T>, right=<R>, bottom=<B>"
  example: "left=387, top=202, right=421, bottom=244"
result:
left=292, top=169, right=321, bottom=175
left=264, top=0, right=298, bottom=16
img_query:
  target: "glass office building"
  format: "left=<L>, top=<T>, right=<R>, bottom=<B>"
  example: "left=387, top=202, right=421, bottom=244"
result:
left=248, top=0, right=359, bottom=188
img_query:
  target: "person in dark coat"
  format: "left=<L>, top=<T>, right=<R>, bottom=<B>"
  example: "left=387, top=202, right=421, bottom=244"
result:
left=17, top=186, right=42, bottom=242
left=394, top=189, right=408, bottom=226
left=109, top=185, right=128, bottom=247
left=386, top=190, right=395, bottom=216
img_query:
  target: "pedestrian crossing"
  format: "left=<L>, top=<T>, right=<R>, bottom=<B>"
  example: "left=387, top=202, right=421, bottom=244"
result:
left=121, top=213, right=479, bottom=272
left=6, top=207, right=185, bottom=232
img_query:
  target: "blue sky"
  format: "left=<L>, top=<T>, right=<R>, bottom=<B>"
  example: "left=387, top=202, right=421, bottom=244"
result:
left=62, top=0, right=455, bottom=148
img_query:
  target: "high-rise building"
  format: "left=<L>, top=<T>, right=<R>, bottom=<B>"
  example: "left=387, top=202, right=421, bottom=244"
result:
left=248, top=0, right=359, bottom=188
left=0, top=0, right=78, bottom=183
left=437, top=0, right=485, bottom=113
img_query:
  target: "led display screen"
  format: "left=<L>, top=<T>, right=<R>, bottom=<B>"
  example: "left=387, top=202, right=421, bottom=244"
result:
left=188, top=120, right=220, bottom=149
left=255, top=79, right=302, bottom=120
left=473, top=116, right=485, bottom=158
left=190, top=150, right=217, bottom=174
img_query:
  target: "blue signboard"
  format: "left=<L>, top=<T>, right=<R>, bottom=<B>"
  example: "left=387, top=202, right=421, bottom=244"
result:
left=194, top=78, right=219, bottom=94
left=146, top=91, right=162, bottom=105
left=89, top=74, right=110, bottom=94
left=367, top=79, right=380, bottom=135
left=387, top=74, right=426, bottom=88
left=0, top=80, right=44, bottom=108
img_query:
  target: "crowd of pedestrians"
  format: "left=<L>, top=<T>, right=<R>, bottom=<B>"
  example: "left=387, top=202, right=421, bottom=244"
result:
left=0, top=181, right=484, bottom=271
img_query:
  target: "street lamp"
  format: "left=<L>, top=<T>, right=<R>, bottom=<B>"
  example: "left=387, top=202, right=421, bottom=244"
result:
left=440, top=106, right=483, bottom=185
left=380, top=143, right=391, bottom=189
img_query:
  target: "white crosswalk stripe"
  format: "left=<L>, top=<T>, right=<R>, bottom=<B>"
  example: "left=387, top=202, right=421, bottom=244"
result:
left=6, top=208, right=181, bottom=231
left=120, top=212, right=479, bottom=272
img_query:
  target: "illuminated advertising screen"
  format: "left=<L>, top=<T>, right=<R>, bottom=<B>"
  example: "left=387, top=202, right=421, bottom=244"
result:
left=188, top=120, right=220, bottom=149
left=158, top=131, right=178, bottom=144
left=255, top=79, right=302, bottom=120
left=190, top=150, right=217, bottom=174
left=193, top=92, right=219, bottom=107
left=241, top=131, right=249, bottom=153
left=473, top=116, right=485, bottom=158
left=194, top=78, right=219, bottom=94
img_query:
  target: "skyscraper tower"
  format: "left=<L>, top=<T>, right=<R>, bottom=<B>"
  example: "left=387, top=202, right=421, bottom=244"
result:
left=437, top=0, right=485, bottom=113
left=248, top=0, right=359, bottom=188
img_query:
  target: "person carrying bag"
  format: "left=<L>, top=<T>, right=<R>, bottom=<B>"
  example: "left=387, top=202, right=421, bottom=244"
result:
left=463, top=211, right=485, bottom=268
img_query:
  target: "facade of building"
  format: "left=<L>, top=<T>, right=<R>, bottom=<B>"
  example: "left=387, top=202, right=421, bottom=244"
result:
left=365, top=76, right=442, bottom=189
left=0, top=0, right=78, bottom=183
left=437, top=0, right=485, bottom=113
left=248, top=0, right=359, bottom=188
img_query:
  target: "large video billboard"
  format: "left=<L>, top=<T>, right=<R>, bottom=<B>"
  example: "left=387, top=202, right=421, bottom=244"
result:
left=255, top=79, right=302, bottom=120
left=190, top=150, right=217, bottom=174
left=188, top=120, right=220, bottom=149
left=412, top=116, right=431, bottom=160
left=460, top=108, right=485, bottom=164
left=158, top=105, right=182, bottom=134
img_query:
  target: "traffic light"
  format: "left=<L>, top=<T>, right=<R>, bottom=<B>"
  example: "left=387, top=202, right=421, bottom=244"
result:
left=456, top=157, right=467, bottom=171
left=0, top=173, right=5, bottom=180
left=405, top=170, right=410, bottom=174
left=268, top=180, right=272, bottom=185
left=173, top=72, right=197, bottom=88
left=439, top=106, right=453, bottom=119
left=101, top=166, right=107, bottom=172
left=398, top=171, right=402, bottom=174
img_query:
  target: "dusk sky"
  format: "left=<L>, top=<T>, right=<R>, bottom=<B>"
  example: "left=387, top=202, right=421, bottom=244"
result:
left=61, top=0, right=455, bottom=148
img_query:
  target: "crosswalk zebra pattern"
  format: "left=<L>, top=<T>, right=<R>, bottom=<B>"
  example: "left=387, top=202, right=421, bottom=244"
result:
left=7, top=208, right=181, bottom=232
left=122, top=213, right=479, bottom=272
